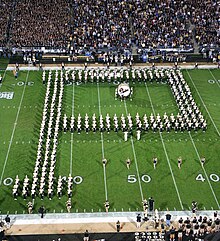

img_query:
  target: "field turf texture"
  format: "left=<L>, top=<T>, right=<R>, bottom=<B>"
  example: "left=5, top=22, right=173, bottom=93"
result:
left=0, top=68, right=219, bottom=214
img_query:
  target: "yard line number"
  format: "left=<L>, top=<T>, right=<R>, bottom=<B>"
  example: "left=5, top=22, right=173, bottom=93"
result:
left=13, top=81, right=34, bottom=86
left=196, top=173, right=220, bottom=183
left=128, top=174, right=151, bottom=183
left=3, top=175, right=83, bottom=186
left=208, top=79, right=220, bottom=84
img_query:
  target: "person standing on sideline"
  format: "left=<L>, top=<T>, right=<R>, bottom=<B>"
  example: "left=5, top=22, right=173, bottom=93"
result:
left=83, top=230, right=89, bottom=241
left=178, top=157, right=182, bottom=169
left=38, top=206, right=45, bottom=218
left=200, top=156, right=205, bottom=167
left=136, top=214, right=142, bottom=228
left=126, top=158, right=131, bottom=169
left=153, top=157, right=157, bottom=169
left=165, top=213, right=172, bottom=227
left=116, top=220, right=121, bottom=232
left=5, top=215, right=11, bottom=229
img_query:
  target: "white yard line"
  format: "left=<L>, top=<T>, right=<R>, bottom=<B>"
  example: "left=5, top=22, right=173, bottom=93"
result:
left=0, top=71, right=30, bottom=186
left=144, top=83, right=184, bottom=210
left=186, top=70, right=220, bottom=137
left=97, top=83, right=108, bottom=201
left=208, top=69, right=220, bottom=88
left=70, top=83, right=75, bottom=175
left=123, top=101, right=144, bottom=201
left=189, top=133, right=220, bottom=209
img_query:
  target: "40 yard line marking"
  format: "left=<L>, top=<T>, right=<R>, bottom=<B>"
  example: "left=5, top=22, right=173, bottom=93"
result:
left=97, top=83, right=108, bottom=201
left=186, top=70, right=220, bottom=137
left=70, top=83, right=75, bottom=175
left=144, top=82, right=184, bottom=210
left=0, top=71, right=30, bottom=186
left=123, top=100, right=144, bottom=201
left=189, top=133, right=220, bottom=209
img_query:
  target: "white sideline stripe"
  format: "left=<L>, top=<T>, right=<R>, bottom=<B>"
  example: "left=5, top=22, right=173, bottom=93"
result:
left=13, top=216, right=136, bottom=225
left=186, top=70, right=220, bottom=137
left=189, top=133, right=220, bottom=209
left=97, top=83, right=108, bottom=201
left=144, top=83, right=184, bottom=210
left=0, top=71, right=30, bottom=186
left=123, top=101, right=144, bottom=201
left=70, top=83, right=75, bottom=175
left=6, top=65, right=218, bottom=71
left=208, top=69, right=220, bottom=89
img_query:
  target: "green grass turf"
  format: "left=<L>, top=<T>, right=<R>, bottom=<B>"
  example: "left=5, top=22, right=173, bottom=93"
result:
left=0, top=58, right=9, bottom=70
left=0, top=69, right=219, bottom=214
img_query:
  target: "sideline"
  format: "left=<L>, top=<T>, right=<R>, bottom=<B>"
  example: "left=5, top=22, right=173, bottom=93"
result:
left=6, top=64, right=219, bottom=71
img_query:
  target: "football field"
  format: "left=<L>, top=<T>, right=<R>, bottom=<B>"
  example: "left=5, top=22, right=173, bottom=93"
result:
left=0, top=67, right=219, bottom=214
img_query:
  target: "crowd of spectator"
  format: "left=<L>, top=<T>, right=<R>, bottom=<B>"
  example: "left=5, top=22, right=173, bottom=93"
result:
left=0, top=0, right=13, bottom=47
left=10, top=0, right=71, bottom=48
left=70, top=0, right=132, bottom=51
left=191, top=0, right=220, bottom=50
left=132, top=0, right=193, bottom=51
left=0, top=0, right=219, bottom=54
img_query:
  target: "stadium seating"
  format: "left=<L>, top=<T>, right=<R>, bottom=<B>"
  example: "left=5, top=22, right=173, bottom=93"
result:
left=0, top=0, right=219, bottom=55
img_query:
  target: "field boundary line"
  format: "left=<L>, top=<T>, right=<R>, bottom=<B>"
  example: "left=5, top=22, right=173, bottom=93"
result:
left=70, top=83, right=75, bottom=175
left=0, top=71, right=30, bottom=186
left=123, top=100, right=144, bottom=201
left=189, top=133, right=220, bottom=209
left=97, top=82, right=108, bottom=201
left=144, top=83, right=184, bottom=210
left=208, top=69, right=220, bottom=88
left=186, top=70, right=220, bottom=137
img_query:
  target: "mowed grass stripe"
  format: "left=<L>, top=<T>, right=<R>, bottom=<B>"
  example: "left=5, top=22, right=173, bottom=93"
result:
left=186, top=70, right=220, bottom=137
left=123, top=100, right=144, bottom=201
left=144, top=82, right=184, bottom=210
left=0, top=71, right=30, bottom=186
left=189, top=133, right=220, bottom=209
left=97, top=82, right=108, bottom=201
left=70, top=83, right=75, bottom=175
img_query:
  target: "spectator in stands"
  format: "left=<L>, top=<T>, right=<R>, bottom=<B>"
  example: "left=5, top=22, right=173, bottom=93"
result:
left=10, top=0, right=71, bottom=49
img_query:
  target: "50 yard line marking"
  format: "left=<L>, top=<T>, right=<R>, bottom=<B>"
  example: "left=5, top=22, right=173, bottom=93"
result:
left=70, top=83, right=75, bottom=175
left=0, top=71, right=30, bottom=186
left=186, top=70, right=220, bottom=137
left=144, top=82, right=184, bottom=210
left=189, top=133, right=220, bottom=209
left=123, top=100, right=144, bottom=201
left=97, top=83, right=108, bottom=201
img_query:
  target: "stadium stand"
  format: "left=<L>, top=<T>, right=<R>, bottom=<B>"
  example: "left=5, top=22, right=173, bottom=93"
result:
left=0, top=0, right=219, bottom=58
left=10, top=0, right=71, bottom=49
